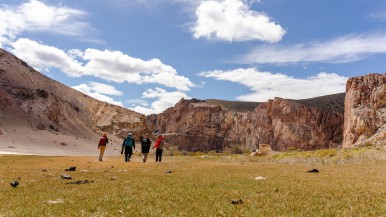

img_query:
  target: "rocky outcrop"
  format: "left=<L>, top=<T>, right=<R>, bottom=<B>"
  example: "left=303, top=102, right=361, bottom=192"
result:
left=343, top=73, right=386, bottom=147
left=147, top=99, right=234, bottom=151
left=147, top=94, right=345, bottom=151
left=226, top=97, right=344, bottom=151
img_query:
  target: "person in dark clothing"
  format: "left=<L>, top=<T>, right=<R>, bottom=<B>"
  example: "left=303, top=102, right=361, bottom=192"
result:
left=141, top=133, right=152, bottom=163
left=152, top=134, right=165, bottom=162
left=98, top=132, right=109, bottom=161
left=121, top=133, right=135, bottom=162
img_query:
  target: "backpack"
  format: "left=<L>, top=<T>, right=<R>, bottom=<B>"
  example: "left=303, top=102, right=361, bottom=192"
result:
left=124, top=137, right=134, bottom=147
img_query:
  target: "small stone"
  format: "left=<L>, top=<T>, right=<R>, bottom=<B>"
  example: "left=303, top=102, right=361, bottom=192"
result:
left=48, top=199, right=64, bottom=204
left=165, top=170, right=173, bottom=174
left=255, top=176, right=266, bottom=180
left=307, top=169, right=319, bottom=173
left=61, top=174, right=72, bottom=180
left=231, top=199, right=243, bottom=204
left=65, top=167, right=76, bottom=171
left=65, top=180, right=94, bottom=185
left=10, top=181, right=19, bottom=187
left=42, top=169, right=48, bottom=172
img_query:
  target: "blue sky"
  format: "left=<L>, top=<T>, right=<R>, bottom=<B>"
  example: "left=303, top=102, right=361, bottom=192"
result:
left=1, top=0, right=385, bottom=114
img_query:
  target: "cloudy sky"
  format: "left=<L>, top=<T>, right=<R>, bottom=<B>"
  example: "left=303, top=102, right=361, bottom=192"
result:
left=1, top=0, right=385, bottom=115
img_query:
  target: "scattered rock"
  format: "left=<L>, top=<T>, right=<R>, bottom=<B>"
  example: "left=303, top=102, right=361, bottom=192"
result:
left=65, top=167, right=76, bottom=171
left=61, top=174, right=72, bottom=180
left=165, top=170, right=173, bottom=174
left=307, top=169, right=319, bottom=173
left=10, top=181, right=19, bottom=187
left=201, top=156, right=207, bottom=158
left=42, top=169, right=47, bottom=172
left=65, top=180, right=94, bottom=185
left=231, top=199, right=243, bottom=204
left=255, top=176, right=266, bottom=180
left=48, top=199, right=64, bottom=204
left=8, top=146, right=15, bottom=149
left=36, top=124, right=45, bottom=130
left=60, top=142, right=67, bottom=146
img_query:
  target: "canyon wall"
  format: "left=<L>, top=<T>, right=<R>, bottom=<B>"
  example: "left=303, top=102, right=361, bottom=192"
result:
left=148, top=94, right=345, bottom=151
left=343, top=73, right=385, bottom=147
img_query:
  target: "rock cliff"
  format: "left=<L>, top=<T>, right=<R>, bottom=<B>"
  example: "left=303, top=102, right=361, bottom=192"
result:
left=147, top=94, right=345, bottom=151
left=343, top=73, right=385, bottom=147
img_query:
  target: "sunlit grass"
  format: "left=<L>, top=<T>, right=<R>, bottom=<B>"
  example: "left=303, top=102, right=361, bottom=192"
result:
left=0, top=146, right=385, bottom=216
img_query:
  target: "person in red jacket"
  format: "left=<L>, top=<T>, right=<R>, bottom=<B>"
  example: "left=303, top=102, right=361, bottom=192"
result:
left=98, top=132, right=109, bottom=161
left=152, top=134, right=165, bottom=162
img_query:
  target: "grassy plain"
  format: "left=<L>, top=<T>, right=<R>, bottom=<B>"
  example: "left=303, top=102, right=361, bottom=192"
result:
left=0, top=147, right=385, bottom=216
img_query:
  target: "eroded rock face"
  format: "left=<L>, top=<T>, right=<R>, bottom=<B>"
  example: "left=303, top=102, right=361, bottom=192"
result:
left=225, top=98, right=344, bottom=151
left=148, top=95, right=345, bottom=151
left=0, top=48, right=146, bottom=151
left=147, top=99, right=234, bottom=151
left=343, top=73, right=386, bottom=147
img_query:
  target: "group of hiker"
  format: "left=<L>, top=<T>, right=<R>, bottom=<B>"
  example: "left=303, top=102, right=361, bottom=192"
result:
left=97, top=132, right=165, bottom=162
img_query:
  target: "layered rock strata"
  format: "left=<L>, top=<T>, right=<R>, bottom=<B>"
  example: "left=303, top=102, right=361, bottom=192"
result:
left=343, top=73, right=386, bottom=147
left=147, top=94, right=345, bottom=151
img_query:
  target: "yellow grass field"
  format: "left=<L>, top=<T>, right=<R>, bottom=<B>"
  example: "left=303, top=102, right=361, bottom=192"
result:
left=1, top=147, right=385, bottom=216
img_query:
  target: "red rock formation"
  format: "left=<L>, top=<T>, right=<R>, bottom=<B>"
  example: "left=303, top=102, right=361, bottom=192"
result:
left=148, top=94, right=345, bottom=151
left=147, top=98, right=234, bottom=151
left=226, top=97, right=344, bottom=151
left=343, top=73, right=386, bottom=147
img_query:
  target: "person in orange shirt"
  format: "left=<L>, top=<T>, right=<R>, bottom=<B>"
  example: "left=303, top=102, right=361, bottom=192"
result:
left=152, top=134, right=165, bottom=162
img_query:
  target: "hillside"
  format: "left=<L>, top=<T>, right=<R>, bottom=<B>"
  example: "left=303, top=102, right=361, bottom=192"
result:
left=289, top=93, right=345, bottom=113
left=0, top=48, right=146, bottom=156
left=205, top=99, right=261, bottom=112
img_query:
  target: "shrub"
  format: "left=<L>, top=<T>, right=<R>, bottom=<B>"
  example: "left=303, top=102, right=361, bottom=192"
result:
left=49, top=125, right=59, bottom=132
left=36, top=89, right=48, bottom=98
left=36, top=124, right=45, bottom=130
left=15, top=88, right=35, bottom=100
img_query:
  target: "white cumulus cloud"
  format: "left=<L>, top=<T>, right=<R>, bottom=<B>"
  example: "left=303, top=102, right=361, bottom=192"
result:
left=129, top=88, right=190, bottom=115
left=0, top=0, right=94, bottom=47
left=88, top=82, right=123, bottom=96
left=192, top=0, right=285, bottom=42
left=200, top=68, right=348, bottom=101
left=72, top=84, right=124, bottom=107
left=239, top=32, right=386, bottom=64
left=11, top=38, right=195, bottom=91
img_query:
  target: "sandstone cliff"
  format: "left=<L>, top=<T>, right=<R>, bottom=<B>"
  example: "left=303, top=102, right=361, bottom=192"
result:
left=0, top=48, right=146, bottom=155
left=343, top=73, right=386, bottom=147
left=226, top=96, right=344, bottom=151
left=147, top=99, right=235, bottom=151
left=147, top=94, right=345, bottom=151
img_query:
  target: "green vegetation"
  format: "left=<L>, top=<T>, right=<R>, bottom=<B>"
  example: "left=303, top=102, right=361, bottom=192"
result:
left=0, top=146, right=385, bottom=216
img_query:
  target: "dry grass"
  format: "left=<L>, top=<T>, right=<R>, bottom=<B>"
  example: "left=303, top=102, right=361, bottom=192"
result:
left=0, top=147, right=385, bottom=216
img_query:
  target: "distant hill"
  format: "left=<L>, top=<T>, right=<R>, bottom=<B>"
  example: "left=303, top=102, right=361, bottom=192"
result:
left=288, top=93, right=345, bottom=113
left=205, top=99, right=261, bottom=112
left=205, top=93, right=345, bottom=113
